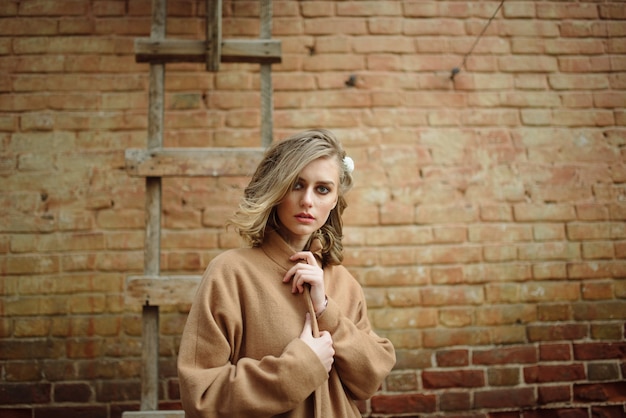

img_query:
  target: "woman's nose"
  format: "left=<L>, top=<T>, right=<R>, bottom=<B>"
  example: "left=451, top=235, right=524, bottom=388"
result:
left=301, top=188, right=313, bottom=206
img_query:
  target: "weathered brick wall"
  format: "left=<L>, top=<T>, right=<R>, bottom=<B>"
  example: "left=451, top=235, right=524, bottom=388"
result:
left=1, top=1, right=625, bottom=417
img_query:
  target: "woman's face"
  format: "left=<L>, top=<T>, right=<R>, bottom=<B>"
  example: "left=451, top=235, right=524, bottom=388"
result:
left=276, top=157, right=340, bottom=250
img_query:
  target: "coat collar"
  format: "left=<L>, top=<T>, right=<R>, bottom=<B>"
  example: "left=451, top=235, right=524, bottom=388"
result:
left=261, top=229, right=323, bottom=270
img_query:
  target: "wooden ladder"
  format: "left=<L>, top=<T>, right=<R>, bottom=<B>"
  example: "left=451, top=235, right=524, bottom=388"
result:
left=122, top=0, right=281, bottom=415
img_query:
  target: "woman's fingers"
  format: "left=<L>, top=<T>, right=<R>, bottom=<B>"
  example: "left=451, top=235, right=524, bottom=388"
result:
left=283, top=251, right=326, bottom=308
left=290, top=251, right=317, bottom=265
left=299, top=314, right=334, bottom=373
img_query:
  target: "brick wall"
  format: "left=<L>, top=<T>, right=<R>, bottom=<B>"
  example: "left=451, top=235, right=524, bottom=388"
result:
left=1, top=1, right=625, bottom=417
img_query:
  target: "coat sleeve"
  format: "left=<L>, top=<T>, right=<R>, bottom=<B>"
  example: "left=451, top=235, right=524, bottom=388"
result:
left=317, top=269, right=396, bottom=400
left=177, top=258, right=329, bottom=418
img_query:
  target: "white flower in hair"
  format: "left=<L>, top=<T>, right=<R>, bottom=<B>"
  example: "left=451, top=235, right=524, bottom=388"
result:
left=343, top=156, right=354, bottom=173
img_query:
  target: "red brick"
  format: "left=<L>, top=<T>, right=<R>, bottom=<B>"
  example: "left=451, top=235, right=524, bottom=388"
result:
left=95, top=380, right=141, bottom=402
left=0, top=409, right=31, bottom=418
left=300, top=2, right=333, bottom=17
left=4, top=254, right=60, bottom=274
left=422, top=328, right=490, bottom=348
left=439, top=307, right=474, bottom=328
left=370, top=393, right=436, bottom=414
left=394, top=349, right=433, bottom=370
left=386, top=287, right=420, bottom=307
left=524, top=409, right=588, bottom=418
left=567, top=222, right=612, bottom=240
left=587, top=362, right=620, bottom=381
left=573, top=300, right=626, bottom=321
left=380, top=201, right=415, bottom=225
left=4, top=361, right=42, bottom=381
left=540, top=343, right=572, bottom=361
left=591, top=406, right=626, bottom=418
left=567, top=261, right=615, bottom=279
left=473, top=346, right=538, bottom=365
left=385, top=371, right=418, bottom=392
left=93, top=1, right=126, bottom=17
left=420, top=285, right=484, bottom=306
left=422, top=369, right=484, bottom=389
left=303, top=18, right=367, bottom=35
left=337, top=2, right=402, bottom=16
left=431, top=266, right=464, bottom=284
left=533, top=223, right=566, bottom=241
left=549, top=74, right=610, bottom=90
left=371, top=307, right=436, bottom=330
left=436, top=349, right=469, bottom=367
left=487, top=367, right=520, bottom=387
left=528, top=323, right=588, bottom=342
left=368, top=18, right=404, bottom=35
left=474, top=387, right=535, bottom=409
left=33, top=406, right=107, bottom=418
left=405, top=18, right=465, bottom=36
left=378, top=247, right=415, bottom=266
left=520, top=282, right=580, bottom=302
left=519, top=242, right=581, bottom=260
left=0, top=383, right=51, bottom=404
left=500, top=55, right=559, bottom=73
left=502, top=2, right=535, bottom=18
left=415, top=245, right=482, bottom=265
left=440, top=391, right=471, bottom=411
left=538, top=385, right=572, bottom=404
left=524, top=364, right=586, bottom=383
left=54, top=382, right=92, bottom=402
left=573, top=342, right=626, bottom=361
left=574, top=381, right=626, bottom=404
left=19, top=0, right=89, bottom=16
left=475, top=304, right=535, bottom=326
left=490, top=326, right=527, bottom=345
left=468, top=224, right=532, bottom=242
left=480, top=204, right=513, bottom=222
left=537, top=3, right=599, bottom=19
left=581, top=281, right=614, bottom=300
left=514, top=204, right=577, bottom=222
left=591, top=323, right=623, bottom=340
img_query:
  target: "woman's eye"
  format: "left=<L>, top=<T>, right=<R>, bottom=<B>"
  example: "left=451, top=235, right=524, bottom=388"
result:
left=317, top=186, right=330, bottom=194
left=293, top=182, right=303, bottom=190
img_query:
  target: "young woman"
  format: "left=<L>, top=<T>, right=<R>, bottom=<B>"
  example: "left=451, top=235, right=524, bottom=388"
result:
left=177, top=129, right=395, bottom=418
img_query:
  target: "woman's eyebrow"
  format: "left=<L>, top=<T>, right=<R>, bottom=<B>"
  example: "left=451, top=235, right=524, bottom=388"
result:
left=296, top=177, right=336, bottom=186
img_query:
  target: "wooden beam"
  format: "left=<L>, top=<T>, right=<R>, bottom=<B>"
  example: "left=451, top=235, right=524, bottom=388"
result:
left=141, top=305, right=159, bottom=410
left=126, top=275, right=202, bottom=306
left=141, top=0, right=166, bottom=410
left=125, top=148, right=264, bottom=177
left=206, top=0, right=221, bottom=71
left=260, top=0, right=274, bottom=147
left=135, top=39, right=282, bottom=64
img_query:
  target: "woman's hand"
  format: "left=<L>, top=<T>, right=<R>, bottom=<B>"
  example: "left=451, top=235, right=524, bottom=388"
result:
left=299, top=313, right=334, bottom=373
left=283, top=251, right=327, bottom=315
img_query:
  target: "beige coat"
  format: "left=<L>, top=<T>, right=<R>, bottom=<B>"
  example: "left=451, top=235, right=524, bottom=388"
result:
left=177, top=230, right=395, bottom=418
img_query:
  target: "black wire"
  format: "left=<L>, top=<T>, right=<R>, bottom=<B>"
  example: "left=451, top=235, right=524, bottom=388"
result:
left=450, top=0, right=506, bottom=80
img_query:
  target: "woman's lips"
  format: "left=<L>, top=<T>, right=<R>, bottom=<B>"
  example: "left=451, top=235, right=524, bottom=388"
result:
left=295, top=213, right=315, bottom=223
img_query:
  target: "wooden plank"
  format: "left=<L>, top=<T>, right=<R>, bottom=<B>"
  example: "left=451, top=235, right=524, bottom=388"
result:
left=260, top=0, right=273, bottom=147
left=135, top=39, right=282, bottom=64
left=141, top=305, right=159, bottom=410
left=206, top=0, right=222, bottom=71
left=126, top=275, right=201, bottom=306
left=125, top=148, right=264, bottom=177
left=221, top=39, right=281, bottom=63
left=142, top=0, right=166, bottom=411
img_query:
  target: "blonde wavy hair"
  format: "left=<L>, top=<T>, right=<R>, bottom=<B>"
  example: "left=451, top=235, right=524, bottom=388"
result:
left=227, top=129, right=353, bottom=266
